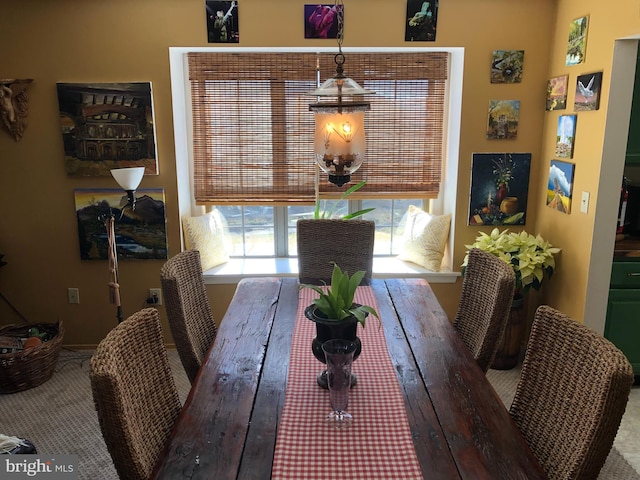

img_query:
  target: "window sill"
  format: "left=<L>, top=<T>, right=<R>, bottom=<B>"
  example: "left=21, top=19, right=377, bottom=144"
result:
left=202, top=257, right=461, bottom=285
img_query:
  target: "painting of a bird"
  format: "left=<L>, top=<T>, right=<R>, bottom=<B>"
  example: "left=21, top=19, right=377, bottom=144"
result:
left=574, top=71, right=602, bottom=111
left=578, top=75, right=595, bottom=99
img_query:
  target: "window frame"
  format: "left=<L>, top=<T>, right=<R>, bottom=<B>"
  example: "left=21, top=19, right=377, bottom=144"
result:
left=169, top=46, right=464, bottom=274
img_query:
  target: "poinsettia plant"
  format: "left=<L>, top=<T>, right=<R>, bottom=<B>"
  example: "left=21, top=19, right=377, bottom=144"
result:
left=463, top=228, right=561, bottom=294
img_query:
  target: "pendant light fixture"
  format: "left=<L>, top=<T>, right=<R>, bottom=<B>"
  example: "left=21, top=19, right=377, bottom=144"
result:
left=308, top=0, right=375, bottom=187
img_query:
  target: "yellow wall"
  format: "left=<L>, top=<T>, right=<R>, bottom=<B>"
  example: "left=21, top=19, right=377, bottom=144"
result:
left=535, top=0, right=640, bottom=324
left=2, top=0, right=635, bottom=347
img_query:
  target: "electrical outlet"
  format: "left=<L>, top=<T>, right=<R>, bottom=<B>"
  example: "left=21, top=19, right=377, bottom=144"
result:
left=580, top=191, right=590, bottom=214
left=148, top=288, right=162, bottom=305
left=68, top=288, right=80, bottom=304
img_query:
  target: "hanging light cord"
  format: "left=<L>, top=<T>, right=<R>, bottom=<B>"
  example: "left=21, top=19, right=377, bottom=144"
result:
left=334, top=0, right=345, bottom=75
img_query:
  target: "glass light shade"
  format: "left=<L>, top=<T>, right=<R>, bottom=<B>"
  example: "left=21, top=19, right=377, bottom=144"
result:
left=110, top=167, right=145, bottom=191
left=313, top=110, right=366, bottom=181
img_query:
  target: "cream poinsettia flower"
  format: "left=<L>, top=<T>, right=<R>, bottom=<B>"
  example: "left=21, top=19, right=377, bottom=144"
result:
left=463, top=228, right=561, bottom=294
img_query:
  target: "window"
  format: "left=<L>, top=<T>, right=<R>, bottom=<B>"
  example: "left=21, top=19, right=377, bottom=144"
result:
left=170, top=47, right=463, bottom=271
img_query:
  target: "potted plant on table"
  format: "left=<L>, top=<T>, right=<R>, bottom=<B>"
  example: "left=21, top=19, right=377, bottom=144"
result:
left=300, top=263, right=379, bottom=387
left=462, top=228, right=561, bottom=369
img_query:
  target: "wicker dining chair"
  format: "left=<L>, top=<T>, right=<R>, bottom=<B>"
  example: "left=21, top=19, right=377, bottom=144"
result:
left=510, top=305, right=634, bottom=480
left=90, top=308, right=182, bottom=480
left=453, top=248, right=516, bottom=373
left=160, top=250, right=217, bottom=384
left=297, top=219, right=375, bottom=285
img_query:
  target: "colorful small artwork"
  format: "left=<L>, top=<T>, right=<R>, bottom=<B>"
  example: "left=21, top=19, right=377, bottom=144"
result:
left=490, top=50, right=525, bottom=84
left=546, top=75, right=569, bottom=111
left=547, top=160, right=575, bottom=214
left=487, top=100, right=520, bottom=140
left=574, top=72, right=603, bottom=111
left=206, top=1, right=239, bottom=43
left=74, top=188, right=168, bottom=260
left=566, top=15, right=589, bottom=66
left=555, top=115, right=577, bottom=159
left=405, top=0, right=439, bottom=42
left=468, top=153, right=531, bottom=226
left=57, top=82, right=158, bottom=176
left=305, top=4, right=342, bottom=39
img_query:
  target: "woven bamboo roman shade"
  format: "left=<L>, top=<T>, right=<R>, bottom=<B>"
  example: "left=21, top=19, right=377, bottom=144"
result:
left=188, top=51, right=448, bottom=204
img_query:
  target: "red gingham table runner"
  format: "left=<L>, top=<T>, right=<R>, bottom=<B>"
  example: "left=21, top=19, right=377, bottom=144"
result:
left=271, top=286, right=424, bottom=480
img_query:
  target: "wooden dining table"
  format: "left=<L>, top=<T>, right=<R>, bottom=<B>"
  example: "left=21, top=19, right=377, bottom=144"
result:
left=151, top=277, right=546, bottom=480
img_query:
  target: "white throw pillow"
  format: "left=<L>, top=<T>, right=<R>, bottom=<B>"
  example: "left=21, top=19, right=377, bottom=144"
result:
left=181, top=210, right=230, bottom=270
left=398, top=206, right=451, bottom=271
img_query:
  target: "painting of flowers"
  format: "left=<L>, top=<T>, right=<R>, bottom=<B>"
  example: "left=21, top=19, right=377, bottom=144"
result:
left=547, top=160, right=575, bottom=214
left=491, top=50, right=525, bottom=83
left=574, top=71, right=603, bottom=111
left=555, top=115, right=577, bottom=159
left=468, top=153, right=531, bottom=226
left=566, top=15, right=589, bottom=66
left=546, top=75, right=568, bottom=111
left=487, top=100, right=520, bottom=139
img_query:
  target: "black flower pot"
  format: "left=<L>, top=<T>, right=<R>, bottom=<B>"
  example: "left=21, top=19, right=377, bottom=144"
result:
left=304, top=304, right=364, bottom=388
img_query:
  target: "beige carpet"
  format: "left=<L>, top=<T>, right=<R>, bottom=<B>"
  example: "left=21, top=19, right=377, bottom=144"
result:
left=0, top=349, right=638, bottom=480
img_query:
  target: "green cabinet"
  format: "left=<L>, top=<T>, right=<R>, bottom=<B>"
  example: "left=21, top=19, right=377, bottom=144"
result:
left=626, top=49, right=640, bottom=165
left=605, top=261, right=640, bottom=376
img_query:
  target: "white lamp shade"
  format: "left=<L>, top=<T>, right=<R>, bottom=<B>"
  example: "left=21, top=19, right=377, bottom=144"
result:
left=110, top=167, right=145, bottom=191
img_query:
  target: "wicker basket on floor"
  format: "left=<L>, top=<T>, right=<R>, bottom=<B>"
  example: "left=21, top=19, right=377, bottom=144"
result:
left=0, top=321, right=64, bottom=394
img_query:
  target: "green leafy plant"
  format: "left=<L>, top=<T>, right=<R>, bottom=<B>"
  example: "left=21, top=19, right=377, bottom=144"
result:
left=462, top=228, right=561, bottom=294
left=313, top=180, right=375, bottom=220
left=300, top=263, right=379, bottom=327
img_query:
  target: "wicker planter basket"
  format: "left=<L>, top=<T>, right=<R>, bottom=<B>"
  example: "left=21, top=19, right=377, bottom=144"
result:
left=0, top=321, right=64, bottom=394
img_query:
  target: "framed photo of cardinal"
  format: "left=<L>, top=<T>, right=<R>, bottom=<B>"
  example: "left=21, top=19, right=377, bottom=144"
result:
left=574, top=71, right=603, bottom=112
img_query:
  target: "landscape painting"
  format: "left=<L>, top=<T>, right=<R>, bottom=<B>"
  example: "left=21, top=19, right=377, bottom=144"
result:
left=547, top=160, right=575, bottom=214
left=566, top=15, right=589, bottom=66
left=490, top=50, right=525, bottom=84
left=487, top=100, right=520, bottom=140
left=546, top=75, right=568, bottom=111
left=468, top=153, right=531, bottom=226
left=555, top=115, right=577, bottom=159
left=57, top=82, right=158, bottom=176
left=574, top=71, right=603, bottom=111
left=74, top=188, right=167, bottom=260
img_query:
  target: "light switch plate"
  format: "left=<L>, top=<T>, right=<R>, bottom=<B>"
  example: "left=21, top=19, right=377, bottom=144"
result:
left=580, top=191, right=589, bottom=214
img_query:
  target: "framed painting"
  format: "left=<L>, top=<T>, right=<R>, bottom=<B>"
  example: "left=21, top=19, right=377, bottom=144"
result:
left=206, top=1, right=239, bottom=43
left=57, top=82, right=158, bottom=176
left=305, top=4, right=341, bottom=39
left=487, top=100, right=520, bottom=140
left=574, top=72, right=603, bottom=111
left=468, top=153, right=531, bottom=226
left=546, top=75, right=569, bottom=111
left=555, top=115, right=577, bottom=159
left=405, top=0, right=439, bottom=42
left=490, top=50, right=525, bottom=84
left=74, top=188, right=168, bottom=260
left=547, top=160, right=575, bottom=214
left=566, top=15, right=589, bottom=66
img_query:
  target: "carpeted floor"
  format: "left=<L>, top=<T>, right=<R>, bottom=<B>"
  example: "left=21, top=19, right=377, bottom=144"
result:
left=1, top=349, right=638, bottom=480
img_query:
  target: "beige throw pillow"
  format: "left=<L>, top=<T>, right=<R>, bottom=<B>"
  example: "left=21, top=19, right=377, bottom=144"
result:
left=398, top=205, right=451, bottom=271
left=182, top=210, right=230, bottom=270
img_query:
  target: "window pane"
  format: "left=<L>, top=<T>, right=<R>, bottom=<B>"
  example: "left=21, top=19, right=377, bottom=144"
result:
left=287, top=205, right=315, bottom=255
left=217, top=206, right=274, bottom=256
left=362, top=199, right=423, bottom=255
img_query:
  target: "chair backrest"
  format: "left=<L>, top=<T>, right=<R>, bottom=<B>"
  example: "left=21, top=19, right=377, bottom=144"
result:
left=510, top=305, right=634, bottom=480
left=453, top=248, right=516, bottom=373
left=160, top=250, right=217, bottom=384
left=90, top=308, right=182, bottom=480
left=297, top=219, right=375, bottom=285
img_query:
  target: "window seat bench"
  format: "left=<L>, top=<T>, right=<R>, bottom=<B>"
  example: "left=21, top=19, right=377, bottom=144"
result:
left=202, top=257, right=460, bottom=285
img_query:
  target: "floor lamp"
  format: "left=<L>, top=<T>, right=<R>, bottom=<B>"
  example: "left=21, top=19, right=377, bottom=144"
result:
left=99, top=167, right=145, bottom=323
